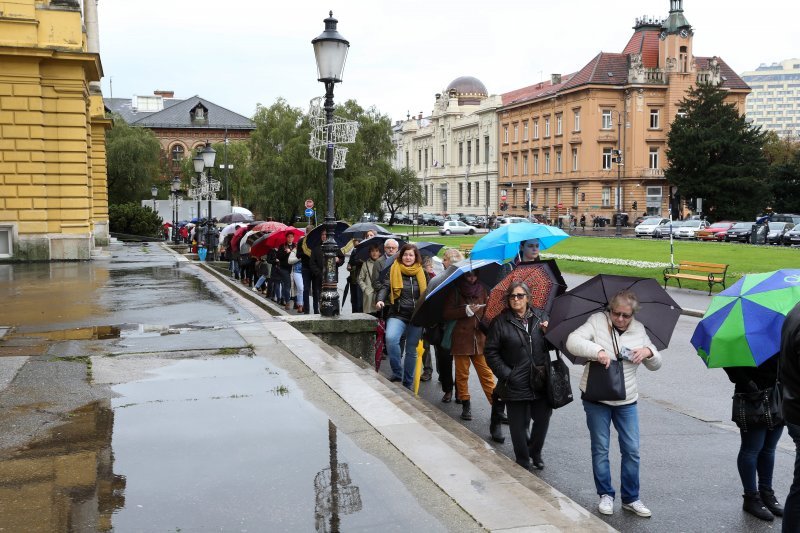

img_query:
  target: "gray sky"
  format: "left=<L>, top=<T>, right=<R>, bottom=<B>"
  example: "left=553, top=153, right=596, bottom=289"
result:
left=98, top=0, right=798, bottom=122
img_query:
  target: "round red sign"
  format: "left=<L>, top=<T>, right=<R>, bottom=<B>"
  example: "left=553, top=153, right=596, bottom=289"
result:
left=501, top=195, right=507, bottom=201
left=557, top=202, right=563, bottom=209
left=305, top=199, right=314, bottom=209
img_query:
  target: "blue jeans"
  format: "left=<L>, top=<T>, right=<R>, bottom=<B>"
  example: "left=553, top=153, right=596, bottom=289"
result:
left=737, top=424, right=784, bottom=493
left=784, top=422, right=800, bottom=533
left=583, top=400, right=641, bottom=504
left=385, top=317, right=422, bottom=389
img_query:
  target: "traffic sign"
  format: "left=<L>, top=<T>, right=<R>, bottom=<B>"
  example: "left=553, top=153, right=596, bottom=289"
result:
left=304, top=208, right=314, bottom=218
left=501, top=195, right=507, bottom=201
left=305, top=199, right=314, bottom=209
left=557, top=203, right=564, bottom=209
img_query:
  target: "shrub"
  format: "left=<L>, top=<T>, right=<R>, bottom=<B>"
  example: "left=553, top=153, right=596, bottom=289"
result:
left=109, top=203, right=162, bottom=237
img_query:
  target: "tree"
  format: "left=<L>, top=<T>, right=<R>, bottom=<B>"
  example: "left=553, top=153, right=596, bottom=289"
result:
left=666, top=83, right=769, bottom=220
left=106, top=116, right=162, bottom=206
left=382, top=166, right=423, bottom=225
left=764, top=132, right=800, bottom=213
left=108, top=203, right=162, bottom=237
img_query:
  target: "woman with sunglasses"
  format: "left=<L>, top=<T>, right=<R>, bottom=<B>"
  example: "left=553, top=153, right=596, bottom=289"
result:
left=565, top=289, right=662, bottom=519
left=484, top=282, right=552, bottom=470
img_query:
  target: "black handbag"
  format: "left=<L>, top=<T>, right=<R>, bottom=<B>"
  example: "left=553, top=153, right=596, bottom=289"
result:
left=422, top=323, right=444, bottom=346
left=732, top=382, right=783, bottom=431
left=582, top=323, right=626, bottom=402
left=546, top=350, right=573, bottom=409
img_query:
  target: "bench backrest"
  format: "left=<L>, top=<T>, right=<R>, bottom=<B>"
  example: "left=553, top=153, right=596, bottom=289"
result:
left=678, top=261, right=728, bottom=274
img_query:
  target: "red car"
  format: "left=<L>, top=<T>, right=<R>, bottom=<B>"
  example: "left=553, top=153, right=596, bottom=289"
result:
left=697, top=221, right=735, bottom=241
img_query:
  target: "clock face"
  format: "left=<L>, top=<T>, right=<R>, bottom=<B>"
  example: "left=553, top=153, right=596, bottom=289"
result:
left=660, top=31, right=667, bottom=40
left=680, top=29, right=689, bottom=38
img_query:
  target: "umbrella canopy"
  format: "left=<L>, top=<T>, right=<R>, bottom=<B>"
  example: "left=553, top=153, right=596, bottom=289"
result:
left=470, top=223, right=569, bottom=262
left=380, top=242, right=447, bottom=274
left=163, top=222, right=173, bottom=227
left=484, top=260, right=567, bottom=324
left=301, top=221, right=352, bottom=255
left=351, top=235, right=408, bottom=262
left=232, top=206, right=254, bottom=217
left=545, top=274, right=682, bottom=364
left=251, top=221, right=288, bottom=233
left=190, top=217, right=199, bottom=223
left=231, top=225, right=250, bottom=252
left=251, top=227, right=305, bottom=258
left=690, top=269, right=800, bottom=367
left=220, top=223, right=243, bottom=238
left=219, top=212, right=252, bottom=224
left=342, top=222, right=392, bottom=237
left=412, top=259, right=502, bottom=327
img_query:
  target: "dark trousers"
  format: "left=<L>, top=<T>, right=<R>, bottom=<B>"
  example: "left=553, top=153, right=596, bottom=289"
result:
left=737, top=424, right=784, bottom=493
left=302, top=267, right=313, bottom=313
left=350, top=282, right=363, bottom=313
left=507, top=398, right=552, bottom=467
left=310, top=274, right=322, bottom=313
left=434, top=344, right=453, bottom=393
left=784, top=422, right=800, bottom=532
left=279, top=267, right=292, bottom=304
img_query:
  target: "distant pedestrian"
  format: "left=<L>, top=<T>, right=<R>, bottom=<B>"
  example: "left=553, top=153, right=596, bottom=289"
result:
left=347, top=238, right=364, bottom=313
left=781, top=301, right=800, bottom=532
left=357, top=243, right=382, bottom=315
left=580, top=214, right=586, bottom=231
left=297, top=225, right=315, bottom=314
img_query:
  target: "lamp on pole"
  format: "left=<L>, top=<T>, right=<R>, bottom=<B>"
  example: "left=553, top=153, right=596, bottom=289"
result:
left=170, top=176, right=181, bottom=244
left=151, top=185, right=158, bottom=212
left=612, top=109, right=625, bottom=237
left=312, top=11, right=349, bottom=317
left=192, top=154, right=204, bottom=222
left=200, top=141, right=217, bottom=261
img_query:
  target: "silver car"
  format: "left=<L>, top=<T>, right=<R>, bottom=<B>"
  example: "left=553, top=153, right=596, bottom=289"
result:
left=439, top=220, right=477, bottom=235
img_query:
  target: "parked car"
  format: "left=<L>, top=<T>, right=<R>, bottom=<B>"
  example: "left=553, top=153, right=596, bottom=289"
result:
left=654, top=220, right=685, bottom=239
left=430, top=214, right=445, bottom=226
left=697, top=221, right=735, bottom=241
left=769, top=213, right=800, bottom=226
left=767, top=222, right=795, bottom=245
left=784, top=223, right=800, bottom=246
left=634, top=217, right=670, bottom=237
left=444, top=214, right=460, bottom=222
left=497, top=216, right=532, bottom=226
left=417, top=213, right=437, bottom=226
left=725, top=222, right=755, bottom=243
left=475, top=215, right=487, bottom=228
left=439, top=220, right=477, bottom=235
left=462, top=215, right=479, bottom=226
left=674, top=219, right=709, bottom=239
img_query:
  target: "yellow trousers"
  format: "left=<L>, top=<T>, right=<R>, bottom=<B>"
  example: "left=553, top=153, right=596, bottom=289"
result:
left=454, top=353, right=495, bottom=403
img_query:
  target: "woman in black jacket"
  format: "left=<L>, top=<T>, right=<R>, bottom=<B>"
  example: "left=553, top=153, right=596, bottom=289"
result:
left=485, top=281, right=551, bottom=470
left=724, top=357, right=784, bottom=521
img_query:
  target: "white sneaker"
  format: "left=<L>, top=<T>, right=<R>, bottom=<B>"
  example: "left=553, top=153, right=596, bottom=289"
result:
left=598, top=494, right=614, bottom=515
left=622, top=500, right=652, bottom=518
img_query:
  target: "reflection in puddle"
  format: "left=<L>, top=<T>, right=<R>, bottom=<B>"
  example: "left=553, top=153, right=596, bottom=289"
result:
left=314, top=420, right=362, bottom=533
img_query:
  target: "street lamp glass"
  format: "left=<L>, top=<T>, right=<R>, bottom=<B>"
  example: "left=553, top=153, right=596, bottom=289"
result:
left=171, top=176, right=181, bottom=192
left=193, top=155, right=205, bottom=173
left=151, top=186, right=158, bottom=198
left=200, top=142, right=216, bottom=169
left=311, top=12, right=349, bottom=82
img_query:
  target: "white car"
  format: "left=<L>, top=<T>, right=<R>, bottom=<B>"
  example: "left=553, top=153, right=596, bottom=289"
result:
left=497, top=216, right=532, bottom=226
left=634, top=217, right=670, bottom=237
left=439, top=220, right=477, bottom=235
left=674, top=219, right=709, bottom=239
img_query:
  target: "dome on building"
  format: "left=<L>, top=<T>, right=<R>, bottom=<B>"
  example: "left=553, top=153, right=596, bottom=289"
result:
left=445, top=76, right=488, bottom=105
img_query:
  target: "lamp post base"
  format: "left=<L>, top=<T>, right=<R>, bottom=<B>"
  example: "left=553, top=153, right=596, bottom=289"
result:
left=615, top=221, right=622, bottom=237
left=320, top=219, right=340, bottom=317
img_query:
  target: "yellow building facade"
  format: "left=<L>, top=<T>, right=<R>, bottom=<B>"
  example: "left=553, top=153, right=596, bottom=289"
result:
left=498, top=1, right=749, bottom=223
left=0, top=0, right=108, bottom=261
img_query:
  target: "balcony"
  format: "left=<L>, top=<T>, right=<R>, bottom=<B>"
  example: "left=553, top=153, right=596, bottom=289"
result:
left=642, top=168, right=665, bottom=178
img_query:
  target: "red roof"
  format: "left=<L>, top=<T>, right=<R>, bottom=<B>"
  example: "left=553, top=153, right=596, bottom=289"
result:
left=695, top=56, right=750, bottom=90
left=501, top=74, right=575, bottom=106
left=622, top=28, right=660, bottom=68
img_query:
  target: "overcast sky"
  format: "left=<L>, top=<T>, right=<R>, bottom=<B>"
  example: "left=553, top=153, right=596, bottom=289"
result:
left=98, top=0, right=798, bottom=122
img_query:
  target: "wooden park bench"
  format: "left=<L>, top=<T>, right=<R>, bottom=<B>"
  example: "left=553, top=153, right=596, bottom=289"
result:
left=663, top=260, right=729, bottom=295
left=459, top=243, right=474, bottom=257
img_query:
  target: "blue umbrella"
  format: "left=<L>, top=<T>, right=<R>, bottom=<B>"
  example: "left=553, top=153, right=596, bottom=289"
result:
left=470, top=223, right=569, bottom=261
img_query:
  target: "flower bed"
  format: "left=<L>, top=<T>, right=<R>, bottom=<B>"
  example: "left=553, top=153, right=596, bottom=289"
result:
left=541, top=253, right=671, bottom=269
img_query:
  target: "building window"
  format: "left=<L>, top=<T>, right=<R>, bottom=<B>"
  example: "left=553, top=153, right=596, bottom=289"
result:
left=650, top=108, right=660, bottom=129
left=602, top=148, right=612, bottom=170
left=484, top=136, right=490, bottom=164
left=523, top=154, right=528, bottom=175
left=418, top=149, right=422, bottom=171
left=533, top=153, right=539, bottom=174
left=467, top=140, right=472, bottom=165
left=459, top=183, right=463, bottom=206
left=545, top=117, right=551, bottom=137
left=0, top=225, right=12, bottom=257
left=602, top=186, right=611, bottom=206
left=424, top=148, right=428, bottom=168
left=503, top=157, right=508, bottom=176
left=485, top=180, right=490, bottom=205
left=441, top=146, right=445, bottom=166
left=503, top=125, right=509, bottom=143
left=572, top=148, right=579, bottom=171
left=556, top=187, right=562, bottom=204
left=533, top=119, right=539, bottom=139
left=170, top=144, right=185, bottom=168
left=555, top=151, right=562, bottom=172
left=544, top=152, right=551, bottom=173
left=476, top=182, right=480, bottom=206
left=512, top=155, right=518, bottom=175
left=467, top=182, right=472, bottom=206
left=573, top=186, right=579, bottom=206
left=459, top=143, right=463, bottom=166
left=574, top=109, right=581, bottom=132
left=475, top=140, right=480, bottom=165
left=602, top=110, right=612, bottom=129
left=544, top=188, right=549, bottom=206
left=513, top=123, right=518, bottom=142
left=676, top=108, right=687, bottom=119
left=405, top=151, right=409, bottom=168
left=556, top=114, right=562, bottom=135
left=649, top=147, right=659, bottom=169
left=523, top=121, right=529, bottom=140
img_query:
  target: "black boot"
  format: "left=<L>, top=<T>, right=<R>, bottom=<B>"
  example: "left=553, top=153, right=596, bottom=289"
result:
left=743, top=492, right=774, bottom=521
left=759, top=488, right=784, bottom=517
left=489, top=400, right=505, bottom=443
left=460, top=399, right=472, bottom=421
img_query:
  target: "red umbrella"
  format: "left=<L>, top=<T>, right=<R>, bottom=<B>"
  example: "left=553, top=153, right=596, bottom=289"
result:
left=484, top=260, right=566, bottom=324
left=231, top=225, right=249, bottom=252
left=251, top=221, right=288, bottom=233
left=263, top=227, right=305, bottom=249
left=163, top=222, right=173, bottom=227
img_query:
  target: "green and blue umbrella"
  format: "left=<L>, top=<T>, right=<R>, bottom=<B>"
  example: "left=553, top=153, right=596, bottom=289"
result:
left=690, top=269, right=800, bottom=367
left=470, top=223, right=569, bottom=262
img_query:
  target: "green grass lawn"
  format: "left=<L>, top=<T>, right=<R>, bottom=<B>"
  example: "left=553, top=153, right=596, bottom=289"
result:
left=412, top=234, right=799, bottom=293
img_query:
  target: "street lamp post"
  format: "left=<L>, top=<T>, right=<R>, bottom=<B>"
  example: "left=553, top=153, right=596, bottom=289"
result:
left=312, top=11, right=349, bottom=317
left=151, top=185, right=158, bottom=213
left=170, top=176, right=181, bottom=244
left=612, top=109, right=625, bottom=237
left=200, top=141, right=217, bottom=261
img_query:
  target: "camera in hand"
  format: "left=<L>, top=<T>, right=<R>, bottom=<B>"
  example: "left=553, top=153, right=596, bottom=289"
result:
left=619, top=346, right=634, bottom=362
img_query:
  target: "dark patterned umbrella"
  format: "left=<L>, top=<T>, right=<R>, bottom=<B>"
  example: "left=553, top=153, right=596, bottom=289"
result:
left=484, top=260, right=566, bottom=325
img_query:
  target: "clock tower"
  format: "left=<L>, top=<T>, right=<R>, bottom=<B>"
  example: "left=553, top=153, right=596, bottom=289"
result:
left=659, top=0, right=694, bottom=74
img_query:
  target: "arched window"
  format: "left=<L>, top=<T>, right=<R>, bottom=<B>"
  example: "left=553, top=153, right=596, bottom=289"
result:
left=170, top=144, right=185, bottom=169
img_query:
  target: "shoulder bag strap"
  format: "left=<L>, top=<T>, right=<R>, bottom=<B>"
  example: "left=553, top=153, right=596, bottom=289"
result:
left=606, top=315, right=621, bottom=360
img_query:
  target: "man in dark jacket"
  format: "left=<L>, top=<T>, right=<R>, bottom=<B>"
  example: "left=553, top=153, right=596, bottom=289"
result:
left=781, top=301, right=800, bottom=532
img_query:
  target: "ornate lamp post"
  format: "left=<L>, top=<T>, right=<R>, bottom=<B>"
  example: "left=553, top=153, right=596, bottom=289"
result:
left=192, top=154, right=204, bottom=223
left=611, top=109, right=625, bottom=237
left=151, top=185, right=158, bottom=212
left=312, top=11, right=350, bottom=317
left=200, top=141, right=217, bottom=260
left=170, top=176, right=181, bottom=244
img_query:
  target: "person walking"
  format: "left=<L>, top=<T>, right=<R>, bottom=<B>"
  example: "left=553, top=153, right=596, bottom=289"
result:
left=485, top=282, right=551, bottom=467
left=781, top=301, right=800, bottom=532
left=297, top=225, right=315, bottom=314
left=443, top=270, right=496, bottom=426
left=724, top=358, right=785, bottom=522
left=290, top=248, right=304, bottom=314
left=566, top=289, right=661, bottom=518
left=357, top=243, right=382, bottom=315
left=346, top=238, right=364, bottom=313
left=435, top=249, right=464, bottom=403
left=275, top=232, right=297, bottom=309
left=375, top=243, right=427, bottom=389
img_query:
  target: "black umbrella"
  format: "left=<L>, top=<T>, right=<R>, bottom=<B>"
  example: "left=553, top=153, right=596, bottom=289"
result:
left=544, top=274, right=682, bottom=364
left=351, top=235, right=407, bottom=262
left=300, top=221, right=351, bottom=255
left=411, top=259, right=502, bottom=328
left=219, top=212, right=253, bottom=224
left=342, top=222, right=392, bottom=237
left=379, top=242, right=446, bottom=275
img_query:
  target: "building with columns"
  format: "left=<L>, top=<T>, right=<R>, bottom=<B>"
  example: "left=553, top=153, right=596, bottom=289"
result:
left=395, top=77, right=502, bottom=218
left=0, top=0, right=109, bottom=260
left=498, top=0, right=749, bottom=223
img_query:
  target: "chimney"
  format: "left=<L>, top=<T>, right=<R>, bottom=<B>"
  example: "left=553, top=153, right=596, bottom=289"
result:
left=551, top=74, right=562, bottom=85
left=154, top=90, right=175, bottom=98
